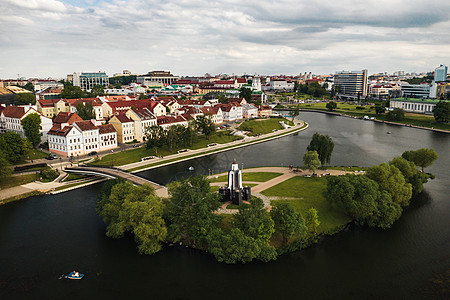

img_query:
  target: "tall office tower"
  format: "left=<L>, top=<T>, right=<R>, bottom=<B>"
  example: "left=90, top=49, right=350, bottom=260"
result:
left=434, top=65, right=448, bottom=82
left=334, top=69, right=368, bottom=97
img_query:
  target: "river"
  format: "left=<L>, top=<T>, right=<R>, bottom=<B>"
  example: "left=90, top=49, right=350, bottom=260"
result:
left=1, top=112, right=449, bottom=299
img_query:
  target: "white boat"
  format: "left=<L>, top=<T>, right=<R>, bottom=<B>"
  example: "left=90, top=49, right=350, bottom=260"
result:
left=67, top=271, right=84, bottom=280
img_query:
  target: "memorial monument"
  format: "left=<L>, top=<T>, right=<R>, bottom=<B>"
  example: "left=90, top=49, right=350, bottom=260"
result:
left=218, top=159, right=251, bottom=205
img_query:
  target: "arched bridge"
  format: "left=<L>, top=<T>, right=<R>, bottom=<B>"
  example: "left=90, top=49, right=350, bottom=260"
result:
left=64, top=165, right=168, bottom=197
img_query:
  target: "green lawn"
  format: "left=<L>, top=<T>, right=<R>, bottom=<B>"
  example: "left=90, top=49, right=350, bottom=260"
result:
left=318, top=166, right=366, bottom=172
left=63, top=173, right=90, bottom=182
left=0, top=174, right=38, bottom=189
left=90, top=131, right=242, bottom=167
left=28, top=149, right=48, bottom=160
left=209, top=172, right=283, bottom=183
left=291, top=102, right=450, bottom=131
left=262, top=176, right=351, bottom=234
left=238, top=117, right=294, bottom=136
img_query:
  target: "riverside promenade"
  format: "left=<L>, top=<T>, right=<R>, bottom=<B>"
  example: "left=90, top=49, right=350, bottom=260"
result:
left=0, top=119, right=308, bottom=203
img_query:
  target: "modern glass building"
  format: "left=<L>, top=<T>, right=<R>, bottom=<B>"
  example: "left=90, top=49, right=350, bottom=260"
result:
left=73, top=72, right=109, bottom=91
left=334, top=70, right=368, bottom=97
left=434, top=65, right=448, bottom=82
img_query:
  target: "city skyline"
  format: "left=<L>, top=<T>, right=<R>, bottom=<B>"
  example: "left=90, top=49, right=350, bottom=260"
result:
left=1, top=0, right=450, bottom=78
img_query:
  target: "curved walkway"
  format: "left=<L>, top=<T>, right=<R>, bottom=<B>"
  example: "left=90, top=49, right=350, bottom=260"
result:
left=214, top=166, right=357, bottom=213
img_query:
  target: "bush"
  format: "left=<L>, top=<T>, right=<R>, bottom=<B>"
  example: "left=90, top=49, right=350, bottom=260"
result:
left=386, top=108, right=405, bottom=121
left=356, top=106, right=365, bottom=110
left=40, top=168, right=58, bottom=181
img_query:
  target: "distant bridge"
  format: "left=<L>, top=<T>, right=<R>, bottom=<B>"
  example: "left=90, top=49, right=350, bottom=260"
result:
left=64, top=165, right=168, bottom=197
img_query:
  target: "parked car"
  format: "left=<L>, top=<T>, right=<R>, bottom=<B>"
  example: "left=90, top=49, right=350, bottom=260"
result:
left=45, top=154, right=57, bottom=160
left=88, top=151, right=97, bottom=156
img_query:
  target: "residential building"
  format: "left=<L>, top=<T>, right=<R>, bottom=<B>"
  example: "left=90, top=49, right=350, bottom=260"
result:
left=258, top=105, right=272, bottom=118
left=67, top=98, right=104, bottom=121
left=0, top=106, right=52, bottom=141
left=156, top=115, right=188, bottom=130
left=37, top=98, right=69, bottom=118
left=199, top=106, right=223, bottom=124
left=48, top=124, right=84, bottom=157
left=53, top=112, right=83, bottom=127
left=74, top=120, right=100, bottom=153
left=241, top=103, right=258, bottom=119
left=125, top=108, right=157, bottom=142
left=73, top=72, right=109, bottom=91
left=269, top=80, right=295, bottom=91
left=334, top=70, right=368, bottom=97
left=218, top=102, right=243, bottom=121
left=98, top=124, right=118, bottom=151
left=109, top=114, right=135, bottom=143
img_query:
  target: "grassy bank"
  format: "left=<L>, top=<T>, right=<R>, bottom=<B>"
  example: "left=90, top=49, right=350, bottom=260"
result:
left=90, top=131, right=242, bottom=167
left=0, top=173, right=38, bottom=189
left=290, top=102, right=449, bottom=131
left=238, top=117, right=294, bottom=136
left=262, top=176, right=351, bottom=234
left=209, top=172, right=283, bottom=183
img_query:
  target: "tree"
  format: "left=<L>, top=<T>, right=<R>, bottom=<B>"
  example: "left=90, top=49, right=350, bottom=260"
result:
left=0, top=131, right=30, bottom=163
left=402, top=148, right=438, bottom=172
left=366, top=163, right=412, bottom=206
left=22, top=82, right=34, bottom=92
left=386, top=108, right=404, bottom=121
left=139, top=93, right=148, bottom=100
left=303, top=150, right=321, bottom=175
left=195, top=115, right=215, bottom=140
left=164, top=175, right=221, bottom=247
left=234, top=198, right=275, bottom=244
left=217, top=93, right=228, bottom=103
left=239, top=87, right=252, bottom=102
left=145, top=125, right=166, bottom=154
left=60, top=84, right=87, bottom=99
left=306, top=133, right=334, bottom=165
left=0, top=150, right=12, bottom=179
left=289, top=105, right=300, bottom=121
left=270, top=202, right=307, bottom=244
left=89, top=84, right=105, bottom=97
left=390, top=156, right=426, bottom=195
left=375, top=105, right=385, bottom=115
left=96, top=181, right=167, bottom=255
left=433, top=101, right=449, bottom=122
left=114, top=82, right=122, bottom=89
left=75, top=101, right=95, bottom=120
left=325, top=174, right=403, bottom=228
left=207, top=227, right=277, bottom=264
left=304, top=208, right=320, bottom=235
left=326, top=101, right=337, bottom=111
left=21, top=113, right=41, bottom=147
left=14, top=93, right=36, bottom=105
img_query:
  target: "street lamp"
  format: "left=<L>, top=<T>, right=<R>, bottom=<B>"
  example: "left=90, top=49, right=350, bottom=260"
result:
left=59, top=157, right=62, bottom=171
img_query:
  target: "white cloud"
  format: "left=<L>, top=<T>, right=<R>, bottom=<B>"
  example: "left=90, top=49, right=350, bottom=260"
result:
left=0, top=0, right=449, bottom=78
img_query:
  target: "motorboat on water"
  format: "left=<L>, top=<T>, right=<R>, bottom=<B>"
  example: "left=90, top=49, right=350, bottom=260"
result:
left=67, top=271, right=84, bottom=279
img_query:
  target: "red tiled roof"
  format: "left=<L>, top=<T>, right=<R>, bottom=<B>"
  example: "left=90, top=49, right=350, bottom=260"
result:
left=38, top=98, right=66, bottom=107
left=156, top=115, right=186, bottom=125
left=98, top=124, right=117, bottom=134
left=1, top=106, right=26, bottom=118
left=113, top=114, right=133, bottom=123
left=53, top=112, right=83, bottom=125
left=74, top=120, right=98, bottom=131
left=215, top=80, right=235, bottom=85
left=67, top=98, right=102, bottom=107
left=48, top=125, right=74, bottom=137
left=236, top=78, right=247, bottom=83
left=130, top=108, right=156, bottom=120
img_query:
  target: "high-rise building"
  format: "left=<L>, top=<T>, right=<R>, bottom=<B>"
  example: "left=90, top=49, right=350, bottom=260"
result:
left=434, top=65, right=448, bottom=82
left=73, top=72, right=109, bottom=91
left=334, top=70, right=368, bottom=97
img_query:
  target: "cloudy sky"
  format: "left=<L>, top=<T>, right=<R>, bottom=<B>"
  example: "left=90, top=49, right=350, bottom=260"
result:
left=1, top=0, right=450, bottom=78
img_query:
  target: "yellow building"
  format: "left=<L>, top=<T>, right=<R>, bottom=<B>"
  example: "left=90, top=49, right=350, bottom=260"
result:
left=37, top=99, right=69, bottom=118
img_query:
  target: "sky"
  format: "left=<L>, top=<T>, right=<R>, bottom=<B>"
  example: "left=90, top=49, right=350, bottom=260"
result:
left=1, top=0, right=450, bottom=79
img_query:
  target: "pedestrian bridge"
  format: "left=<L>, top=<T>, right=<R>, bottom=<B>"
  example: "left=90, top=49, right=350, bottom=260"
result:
left=64, top=165, right=168, bottom=197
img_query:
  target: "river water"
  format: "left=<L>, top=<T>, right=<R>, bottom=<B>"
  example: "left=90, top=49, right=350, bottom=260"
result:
left=1, top=112, right=449, bottom=299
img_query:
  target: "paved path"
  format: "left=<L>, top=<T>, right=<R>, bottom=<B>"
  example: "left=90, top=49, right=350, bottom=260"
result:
left=0, top=119, right=307, bottom=202
left=212, top=166, right=357, bottom=213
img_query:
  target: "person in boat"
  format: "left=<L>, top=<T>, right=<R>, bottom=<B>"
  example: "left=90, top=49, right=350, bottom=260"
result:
left=72, top=270, right=79, bottom=277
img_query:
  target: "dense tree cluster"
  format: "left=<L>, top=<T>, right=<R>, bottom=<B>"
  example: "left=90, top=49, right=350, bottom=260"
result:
left=296, top=82, right=328, bottom=98
left=326, top=101, right=337, bottom=111
left=325, top=151, right=436, bottom=229
left=97, top=180, right=167, bottom=255
left=195, top=115, right=216, bottom=140
left=433, top=101, right=449, bottom=122
left=75, top=102, right=96, bottom=120
left=15, top=93, right=36, bottom=105
left=386, top=108, right=405, bottom=121
left=145, top=124, right=195, bottom=153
